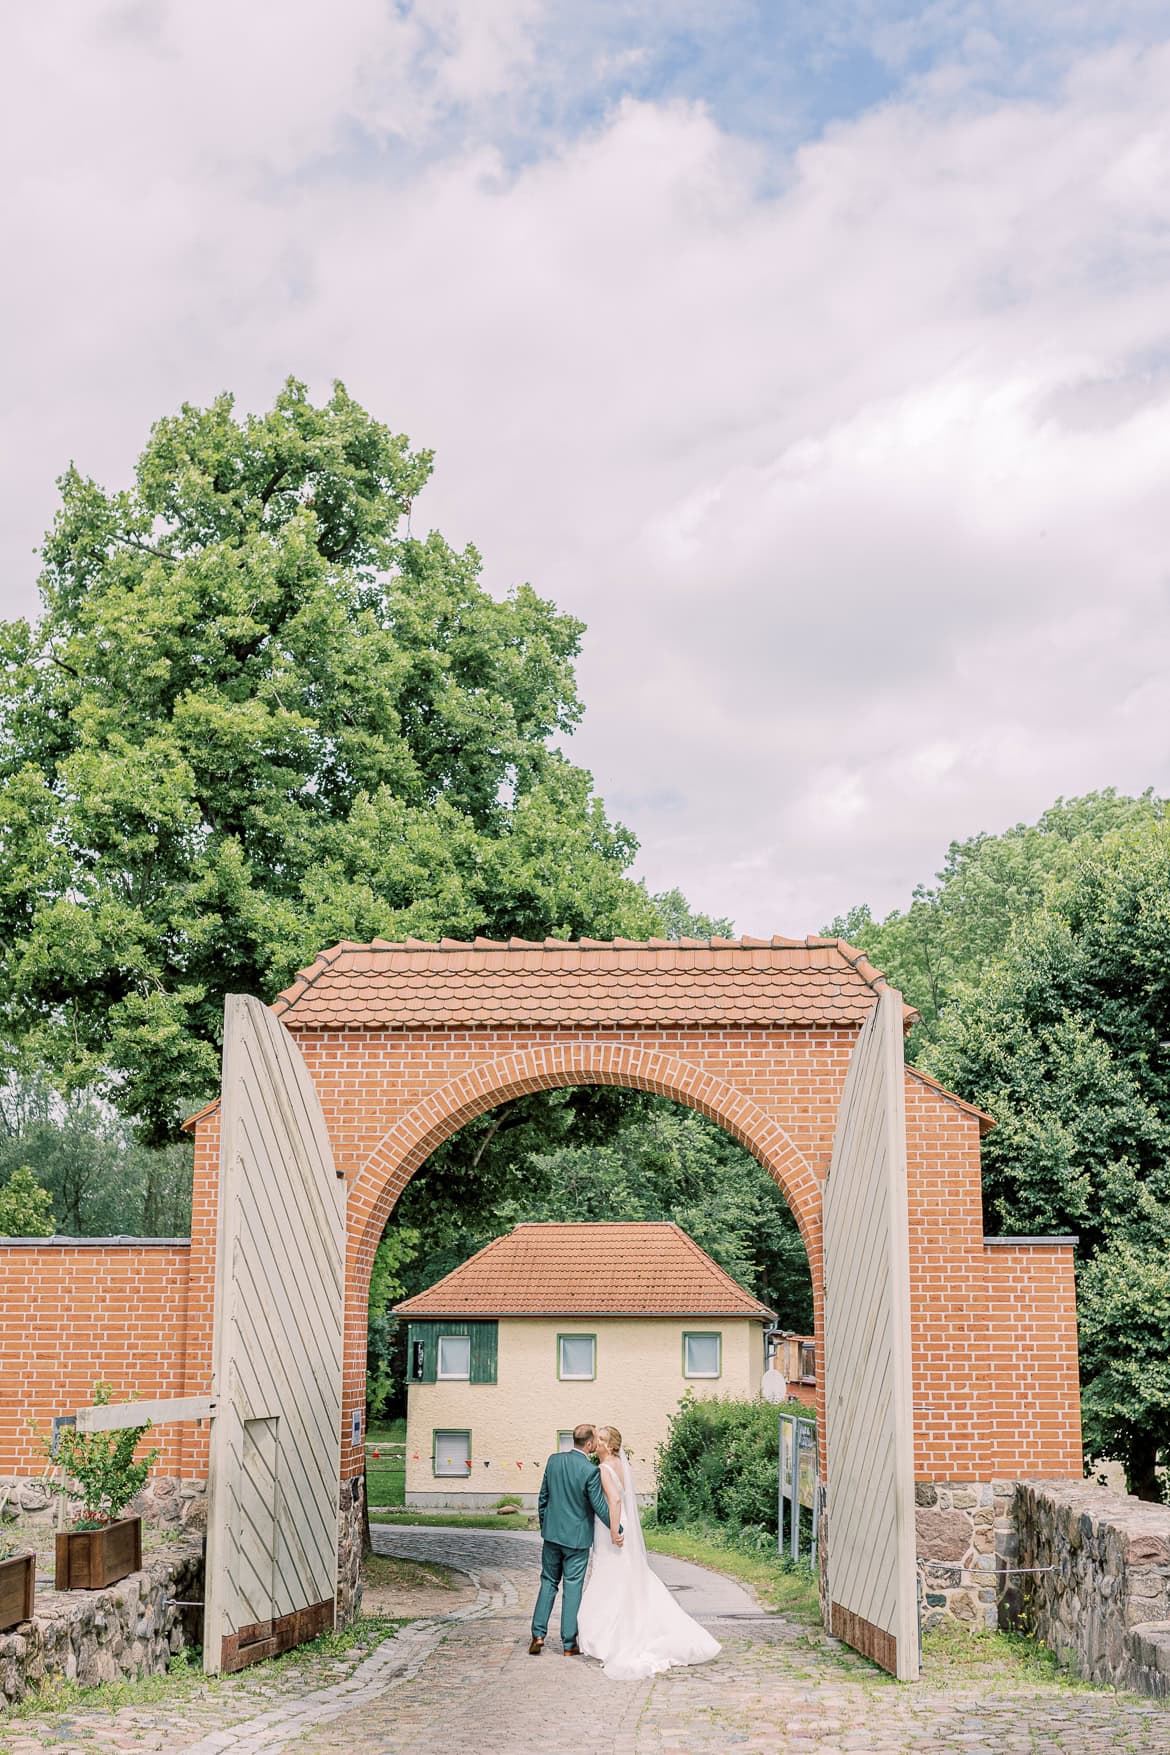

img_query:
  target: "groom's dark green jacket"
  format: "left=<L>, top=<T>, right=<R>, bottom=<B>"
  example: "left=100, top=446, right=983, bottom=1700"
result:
left=537, top=1447, right=612, bottom=1547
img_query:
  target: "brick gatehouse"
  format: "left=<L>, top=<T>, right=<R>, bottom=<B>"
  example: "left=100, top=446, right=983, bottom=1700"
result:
left=0, top=937, right=1082, bottom=1633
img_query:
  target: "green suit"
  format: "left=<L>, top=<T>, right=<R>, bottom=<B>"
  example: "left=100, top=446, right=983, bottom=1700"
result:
left=531, top=1447, right=612, bottom=1645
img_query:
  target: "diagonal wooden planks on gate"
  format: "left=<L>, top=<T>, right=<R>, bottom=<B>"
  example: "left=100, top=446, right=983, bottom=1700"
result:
left=203, top=994, right=347, bottom=1674
left=822, top=986, right=919, bottom=1681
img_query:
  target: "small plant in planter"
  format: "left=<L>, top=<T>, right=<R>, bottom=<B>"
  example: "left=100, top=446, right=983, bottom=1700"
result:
left=0, top=1499, right=35, bottom=1630
left=46, top=1382, right=159, bottom=1591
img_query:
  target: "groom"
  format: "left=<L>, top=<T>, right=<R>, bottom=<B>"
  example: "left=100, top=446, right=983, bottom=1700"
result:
left=529, top=1421, right=622, bottom=1656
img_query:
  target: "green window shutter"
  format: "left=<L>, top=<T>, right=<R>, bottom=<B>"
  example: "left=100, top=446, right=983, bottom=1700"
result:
left=470, top=1321, right=498, bottom=1384
left=408, top=1320, right=496, bottom=1384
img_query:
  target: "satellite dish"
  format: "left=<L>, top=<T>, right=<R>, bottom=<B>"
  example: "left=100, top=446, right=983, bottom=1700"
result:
left=761, top=1369, right=788, bottom=1405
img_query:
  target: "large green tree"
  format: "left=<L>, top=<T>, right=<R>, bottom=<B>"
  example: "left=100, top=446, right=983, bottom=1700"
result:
left=0, top=380, right=659, bottom=1140
left=925, top=819, right=1170, bottom=1498
left=824, top=790, right=1165, bottom=1042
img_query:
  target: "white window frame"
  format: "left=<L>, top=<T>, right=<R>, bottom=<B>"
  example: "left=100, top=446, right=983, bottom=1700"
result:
left=683, top=1331, right=722, bottom=1379
left=433, top=1429, right=471, bottom=1477
left=437, top=1334, right=472, bottom=1380
left=557, top=1430, right=574, bottom=1452
left=558, top=1333, right=596, bottom=1381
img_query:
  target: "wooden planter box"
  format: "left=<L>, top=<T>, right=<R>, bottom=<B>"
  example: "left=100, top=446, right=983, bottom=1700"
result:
left=0, top=1551, right=35, bottom=1629
left=55, top=1517, right=142, bottom=1591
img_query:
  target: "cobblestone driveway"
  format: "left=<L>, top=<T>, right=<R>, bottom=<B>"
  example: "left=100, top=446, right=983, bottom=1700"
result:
left=1, top=1527, right=1166, bottom=1754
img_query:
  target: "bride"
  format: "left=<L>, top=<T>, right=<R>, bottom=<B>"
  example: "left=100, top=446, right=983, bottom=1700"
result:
left=577, top=1425, right=721, bottom=1681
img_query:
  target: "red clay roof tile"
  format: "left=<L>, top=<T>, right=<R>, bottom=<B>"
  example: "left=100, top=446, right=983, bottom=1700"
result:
left=393, top=1222, right=775, bottom=1319
left=273, top=935, right=917, bottom=1032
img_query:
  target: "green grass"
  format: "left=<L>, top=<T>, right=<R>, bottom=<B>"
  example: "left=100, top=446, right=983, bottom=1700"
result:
left=365, top=1453, right=406, bottom=1506
left=920, top=1622, right=1110, bottom=1690
left=363, top=1553, right=460, bottom=1592
left=367, top=1417, right=405, bottom=1444
left=643, top=1521, right=821, bottom=1624
left=369, top=1507, right=539, bottom=1530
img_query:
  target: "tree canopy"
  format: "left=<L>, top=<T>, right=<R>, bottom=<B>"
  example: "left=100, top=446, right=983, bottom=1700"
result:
left=0, top=380, right=659, bottom=1140
left=923, top=818, right=1170, bottom=1497
left=824, top=790, right=1165, bottom=1043
left=829, top=796, right=1170, bottom=1498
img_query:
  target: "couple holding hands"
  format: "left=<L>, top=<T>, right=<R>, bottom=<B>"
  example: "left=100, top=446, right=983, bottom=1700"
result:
left=529, top=1421, right=720, bottom=1682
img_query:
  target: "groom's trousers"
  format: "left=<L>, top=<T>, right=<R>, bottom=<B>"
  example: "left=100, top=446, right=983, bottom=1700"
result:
left=531, top=1540, right=590, bottom=1644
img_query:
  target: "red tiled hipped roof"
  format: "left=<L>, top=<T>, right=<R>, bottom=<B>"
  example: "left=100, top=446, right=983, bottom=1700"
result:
left=393, top=1222, right=775, bottom=1320
left=273, top=935, right=917, bottom=1031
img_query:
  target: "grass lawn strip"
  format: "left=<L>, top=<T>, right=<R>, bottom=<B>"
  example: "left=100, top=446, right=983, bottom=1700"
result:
left=642, top=1523, right=820, bottom=1623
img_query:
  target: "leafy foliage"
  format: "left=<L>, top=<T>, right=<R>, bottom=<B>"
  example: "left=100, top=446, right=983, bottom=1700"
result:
left=656, top=1393, right=813, bottom=1536
left=367, top=1226, right=420, bottom=1419
left=1077, top=1241, right=1170, bottom=1501
left=0, top=379, right=658, bottom=1140
left=46, top=1382, right=159, bottom=1526
left=0, top=1163, right=55, bottom=1236
left=924, top=818, right=1170, bottom=1497
left=0, top=1075, right=191, bottom=1235
left=824, top=791, right=1165, bottom=1043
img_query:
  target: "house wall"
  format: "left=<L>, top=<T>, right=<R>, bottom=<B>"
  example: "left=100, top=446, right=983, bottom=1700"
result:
left=402, top=1315, right=764, bottom=1506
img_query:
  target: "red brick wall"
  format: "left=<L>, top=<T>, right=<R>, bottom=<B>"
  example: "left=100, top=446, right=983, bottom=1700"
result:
left=0, top=1020, right=1084, bottom=1491
left=982, top=1240, right=1082, bottom=1475
left=0, top=1241, right=192, bottom=1474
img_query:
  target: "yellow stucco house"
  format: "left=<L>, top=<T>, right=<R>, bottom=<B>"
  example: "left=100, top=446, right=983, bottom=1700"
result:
left=393, top=1221, right=775, bottom=1508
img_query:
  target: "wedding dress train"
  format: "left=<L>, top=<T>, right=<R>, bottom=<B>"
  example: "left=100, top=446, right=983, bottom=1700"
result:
left=576, top=1457, right=721, bottom=1681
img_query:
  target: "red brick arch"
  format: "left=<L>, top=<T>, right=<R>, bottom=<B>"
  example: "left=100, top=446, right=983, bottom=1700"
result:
left=343, top=1038, right=827, bottom=1482
left=351, top=1039, right=823, bottom=1264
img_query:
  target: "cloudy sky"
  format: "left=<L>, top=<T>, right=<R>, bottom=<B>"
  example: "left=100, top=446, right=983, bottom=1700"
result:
left=4, top=2, right=1170, bottom=936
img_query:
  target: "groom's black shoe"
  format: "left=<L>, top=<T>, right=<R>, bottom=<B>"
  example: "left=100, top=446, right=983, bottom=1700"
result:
left=528, top=1637, right=544, bottom=1655
left=563, top=1641, right=582, bottom=1656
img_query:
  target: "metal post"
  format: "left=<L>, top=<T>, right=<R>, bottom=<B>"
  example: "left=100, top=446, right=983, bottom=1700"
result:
left=791, top=1420, right=801, bottom=1563
left=777, top=1412, right=784, bottom=1556
left=809, top=1424, right=820, bottom=1572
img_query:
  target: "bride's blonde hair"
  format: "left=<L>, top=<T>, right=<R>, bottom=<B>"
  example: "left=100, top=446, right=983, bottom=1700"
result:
left=599, top=1424, right=623, bottom=1456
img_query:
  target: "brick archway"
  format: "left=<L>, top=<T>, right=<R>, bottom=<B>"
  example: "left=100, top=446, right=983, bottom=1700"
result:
left=176, top=934, right=1081, bottom=1502
left=345, top=1039, right=827, bottom=1446
left=352, top=1038, right=822, bottom=1256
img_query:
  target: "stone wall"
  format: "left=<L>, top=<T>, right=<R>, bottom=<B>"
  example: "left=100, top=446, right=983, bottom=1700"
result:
left=337, top=1476, right=364, bottom=1625
left=915, top=1480, right=1015, bottom=1632
left=1, top=1476, right=208, bottom=1534
left=1004, top=1480, right=1170, bottom=1698
left=0, top=1542, right=204, bottom=1705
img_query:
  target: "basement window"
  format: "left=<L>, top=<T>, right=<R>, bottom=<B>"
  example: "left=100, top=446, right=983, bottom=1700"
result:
left=433, top=1429, right=471, bottom=1477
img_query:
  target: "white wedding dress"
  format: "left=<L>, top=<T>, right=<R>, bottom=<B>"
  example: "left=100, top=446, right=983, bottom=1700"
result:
left=576, top=1457, right=721, bottom=1681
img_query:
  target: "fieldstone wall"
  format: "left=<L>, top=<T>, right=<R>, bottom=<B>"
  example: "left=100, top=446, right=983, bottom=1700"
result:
left=1, top=1476, right=208, bottom=1533
left=337, top=1476, right=364, bottom=1625
left=915, top=1480, right=1015, bottom=1632
left=0, top=1542, right=203, bottom=1705
left=1004, top=1480, right=1170, bottom=1698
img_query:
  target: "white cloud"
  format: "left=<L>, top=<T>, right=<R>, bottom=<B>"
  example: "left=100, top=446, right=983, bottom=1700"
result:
left=2, top=10, right=1169, bottom=936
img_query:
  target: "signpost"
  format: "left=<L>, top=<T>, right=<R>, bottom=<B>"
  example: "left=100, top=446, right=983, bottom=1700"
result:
left=778, top=1410, right=818, bottom=1568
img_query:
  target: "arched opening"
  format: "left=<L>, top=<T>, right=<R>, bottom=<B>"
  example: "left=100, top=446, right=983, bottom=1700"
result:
left=348, top=1053, right=820, bottom=1530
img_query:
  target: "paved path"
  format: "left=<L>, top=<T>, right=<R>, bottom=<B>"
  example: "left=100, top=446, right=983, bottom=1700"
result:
left=368, top=1523, right=761, bottom=1619
left=2, top=1526, right=1167, bottom=1754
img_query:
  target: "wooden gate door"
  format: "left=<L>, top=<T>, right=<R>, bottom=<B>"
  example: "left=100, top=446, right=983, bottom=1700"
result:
left=204, top=994, right=346, bottom=1674
left=822, top=986, right=918, bottom=1680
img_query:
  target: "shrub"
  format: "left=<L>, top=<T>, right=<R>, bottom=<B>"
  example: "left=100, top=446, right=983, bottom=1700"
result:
left=0, top=1165, right=55, bottom=1236
left=655, top=1393, right=815, bottom=1537
left=43, top=1382, right=159, bottom=1527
